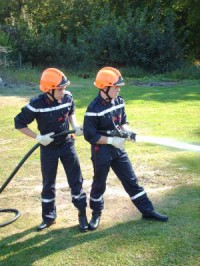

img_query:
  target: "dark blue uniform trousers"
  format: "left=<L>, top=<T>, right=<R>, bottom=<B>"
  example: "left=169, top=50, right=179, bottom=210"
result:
left=90, top=144, right=154, bottom=214
left=40, top=139, right=87, bottom=223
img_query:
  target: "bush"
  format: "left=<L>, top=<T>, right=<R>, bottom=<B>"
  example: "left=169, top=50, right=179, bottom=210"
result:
left=120, top=66, right=147, bottom=78
left=0, top=29, right=15, bottom=68
left=2, top=6, right=184, bottom=74
left=78, top=7, right=183, bottom=73
left=0, top=66, right=40, bottom=84
left=165, top=64, right=200, bottom=80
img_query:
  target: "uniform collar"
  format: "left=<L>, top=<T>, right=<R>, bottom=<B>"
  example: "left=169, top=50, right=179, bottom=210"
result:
left=44, top=93, right=63, bottom=105
left=97, top=93, right=114, bottom=106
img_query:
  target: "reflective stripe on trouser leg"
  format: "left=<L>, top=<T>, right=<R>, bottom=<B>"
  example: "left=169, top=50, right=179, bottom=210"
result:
left=131, top=191, right=154, bottom=213
left=90, top=194, right=104, bottom=212
left=111, top=150, right=154, bottom=213
left=40, top=146, right=59, bottom=222
left=71, top=189, right=87, bottom=210
left=42, top=198, right=57, bottom=220
left=60, top=140, right=87, bottom=210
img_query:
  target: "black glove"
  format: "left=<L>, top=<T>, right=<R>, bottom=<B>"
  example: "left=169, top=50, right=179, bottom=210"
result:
left=125, top=131, right=136, bottom=141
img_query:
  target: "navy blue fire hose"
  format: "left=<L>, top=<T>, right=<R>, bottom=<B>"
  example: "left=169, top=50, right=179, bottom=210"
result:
left=0, top=130, right=75, bottom=227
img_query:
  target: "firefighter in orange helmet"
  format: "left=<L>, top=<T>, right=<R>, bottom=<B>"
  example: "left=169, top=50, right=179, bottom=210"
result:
left=14, top=68, right=88, bottom=232
left=83, top=67, right=168, bottom=230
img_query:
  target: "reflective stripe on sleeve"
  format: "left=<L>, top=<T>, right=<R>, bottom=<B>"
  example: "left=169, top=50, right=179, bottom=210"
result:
left=85, top=103, right=124, bottom=117
left=26, top=102, right=72, bottom=113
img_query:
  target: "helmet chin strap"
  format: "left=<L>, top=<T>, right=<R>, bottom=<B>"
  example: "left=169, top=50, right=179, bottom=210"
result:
left=102, top=86, right=112, bottom=101
left=47, top=90, right=58, bottom=102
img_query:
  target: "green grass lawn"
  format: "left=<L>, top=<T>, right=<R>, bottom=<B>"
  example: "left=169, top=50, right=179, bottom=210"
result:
left=0, top=75, right=200, bottom=266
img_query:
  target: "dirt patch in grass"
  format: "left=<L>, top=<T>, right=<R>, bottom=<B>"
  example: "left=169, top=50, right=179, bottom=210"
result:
left=0, top=96, right=28, bottom=106
left=1, top=178, right=173, bottom=228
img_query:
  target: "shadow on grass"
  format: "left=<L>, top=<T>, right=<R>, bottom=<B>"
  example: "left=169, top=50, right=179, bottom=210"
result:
left=194, top=129, right=200, bottom=138
left=173, top=153, right=200, bottom=175
left=0, top=185, right=199, bottom=266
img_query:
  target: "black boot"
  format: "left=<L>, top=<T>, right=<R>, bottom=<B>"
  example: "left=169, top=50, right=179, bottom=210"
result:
left=142, top=210, right=168, bottom=222
left=89, top=211, right=101, bottom=230
left=37, top=219, right=56, bottom=231
left=78, top=209, right=88, bottom=232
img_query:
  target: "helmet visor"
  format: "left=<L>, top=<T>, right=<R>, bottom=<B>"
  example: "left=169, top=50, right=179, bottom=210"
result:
left=57, top=76, right=70, bottom=88
left=113, top=76, right=125, bottom=86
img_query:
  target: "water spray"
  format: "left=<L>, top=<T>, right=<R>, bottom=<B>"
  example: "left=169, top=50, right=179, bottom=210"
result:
left=136, top=135, right=200, bottom=152
left=99, top=128, right=200, bottom=152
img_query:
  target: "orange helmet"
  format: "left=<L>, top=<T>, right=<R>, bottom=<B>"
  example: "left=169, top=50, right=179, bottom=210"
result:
left=94, top=67, right=125, bottom=89
left=40, top=68, right=70, bottom=92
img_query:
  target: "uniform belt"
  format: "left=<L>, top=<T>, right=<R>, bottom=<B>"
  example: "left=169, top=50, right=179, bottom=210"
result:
left=48, top=141, right=66, bottom=148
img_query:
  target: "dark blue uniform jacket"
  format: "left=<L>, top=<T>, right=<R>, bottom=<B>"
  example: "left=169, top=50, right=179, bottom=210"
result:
left=14, top=91, right=75, bottom=144
left=83, top=93, right=127, bottom=144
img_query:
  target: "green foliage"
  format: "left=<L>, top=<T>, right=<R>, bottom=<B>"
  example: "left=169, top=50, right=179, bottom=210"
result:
left=120, top=66, right=148, bottom=78
left=173, top=0, right=200, bottom=58
left=0, top=0, right=199, bottom=72
left=0, top=29, right=16, bottom=68
left=165, top=63, right=200, bottom=80
left=0, top=29, right=10, bottom=47
left=0, top=66, right=40, bottom=85
left=77, top=7, right=183, bottom=73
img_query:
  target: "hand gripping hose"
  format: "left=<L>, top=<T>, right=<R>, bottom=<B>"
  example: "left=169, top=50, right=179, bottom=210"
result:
left=0, top=130, right=75, bottom=227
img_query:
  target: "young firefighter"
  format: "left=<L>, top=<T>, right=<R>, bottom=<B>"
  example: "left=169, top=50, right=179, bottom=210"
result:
left=14, top=68, right=88, bottom=232
left=83, top=67, right=168, bottom=230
